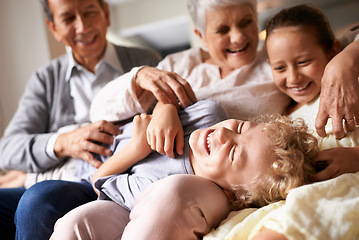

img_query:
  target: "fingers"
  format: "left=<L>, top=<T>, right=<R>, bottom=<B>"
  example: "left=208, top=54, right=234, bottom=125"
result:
left=136, top=67, right=196, bottom=109
left=84, top=121, right=123, bottom=152
left=175, top=130, right=184, bottom=156
left=81, top=150, right=103, bottom=169
left=330, top=115, right=346, bottom=139
left=344, top=117, right=356, bottom=133
left=0, top=171, right=27, bottom=188
left=166, top=73, right=197, bottom=108
left=163, top=135, right=175, bottom=159
left=313, top=151, right=331, bottom=181
left=147, top=126, right=180, bottom=158
left=153, top=80, right=180, bottom=107
left=75, top=140, right=107, bottom=168
left=314, top=165, right=337, bottom=182
left=55, top=121, right=121, bottom=160
left=314, top=112, right=329, bottom=138
left=315, top=108, right=358, bottom=139
left=87, top=130, right=116, bottom=146
left=137, top=67, right=179, bottom=108
left=147, top=130, right=175, bottom=158
left=92, top=120, right=122, bottom=137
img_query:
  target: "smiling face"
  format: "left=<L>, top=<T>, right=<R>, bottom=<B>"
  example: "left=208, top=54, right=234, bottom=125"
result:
left=197, top=4, right=259, bottom=78
left=189, top=119, right=275, bottom=191
left=266, top=26, right=331, bottom=105
left=46, top=0, right=110, bottom=71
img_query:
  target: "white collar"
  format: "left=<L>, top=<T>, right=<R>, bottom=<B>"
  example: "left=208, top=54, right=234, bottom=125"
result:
left=65, top=42, right=123, bottom=81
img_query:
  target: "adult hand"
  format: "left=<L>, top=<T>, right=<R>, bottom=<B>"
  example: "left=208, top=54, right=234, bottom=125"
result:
left=314, top=147, right=359, bottom=181
left=54, top=121, right=121, bottom=168
left=135, top=67, right=197, bottom=109
left=0, top=170, right=27, bottom=188
left=315, top=40, right=359, bottom=139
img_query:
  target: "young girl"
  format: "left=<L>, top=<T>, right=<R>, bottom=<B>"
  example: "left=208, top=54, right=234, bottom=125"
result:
left=265, top=4, right=359, bottom=179
left=245, top=4, right=359, bottom=240
left=50, top=99, right=318, bottom=239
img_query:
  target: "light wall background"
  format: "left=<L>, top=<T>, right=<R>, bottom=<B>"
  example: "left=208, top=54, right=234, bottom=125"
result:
left=0, top=0, right=358, bottom=137
left=0, top=1, right=49, bottom=138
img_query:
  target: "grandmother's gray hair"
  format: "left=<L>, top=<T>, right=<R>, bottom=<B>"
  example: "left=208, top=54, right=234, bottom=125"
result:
left=187, top=0, right=257, bottom=35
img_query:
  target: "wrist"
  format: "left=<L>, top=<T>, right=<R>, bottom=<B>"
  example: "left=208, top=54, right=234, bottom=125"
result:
left=134, top=67, right=147, bottom=98
left=53, top=133, right=67, bottom=159
left=343, top=40, right=359, bottom=71
left=153, top=103, right=177, bottom=114
left=46, top=133, right=61, bottom=160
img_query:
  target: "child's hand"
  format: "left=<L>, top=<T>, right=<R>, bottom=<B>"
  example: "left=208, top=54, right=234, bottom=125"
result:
left=130, top=113, right=153, bottom=159
left=147, top=104, right=184, bottom=158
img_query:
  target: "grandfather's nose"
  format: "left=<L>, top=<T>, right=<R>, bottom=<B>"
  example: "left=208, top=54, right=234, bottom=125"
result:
left=75, top=16, right=89, bottom=32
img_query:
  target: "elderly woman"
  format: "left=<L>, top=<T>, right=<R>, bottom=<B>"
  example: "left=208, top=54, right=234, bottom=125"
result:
left=51, top=0, right=359, bottom=239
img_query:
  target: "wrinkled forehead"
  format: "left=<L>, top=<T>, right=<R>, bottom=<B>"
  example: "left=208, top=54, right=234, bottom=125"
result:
left=205, top=0, right=257, bottom=12
left=190, top=0, right=258, bottom=34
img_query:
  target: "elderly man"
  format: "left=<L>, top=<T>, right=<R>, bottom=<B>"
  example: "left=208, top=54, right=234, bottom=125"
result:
left=0, top=0, right=160, bottom=239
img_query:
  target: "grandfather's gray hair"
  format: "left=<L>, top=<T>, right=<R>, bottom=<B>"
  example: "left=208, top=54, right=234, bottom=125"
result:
left=187, top=0, right=257, bottom=35
left=40, top=0, right=106, bottom=23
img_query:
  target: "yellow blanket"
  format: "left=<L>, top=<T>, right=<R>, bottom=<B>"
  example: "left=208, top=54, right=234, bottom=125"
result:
left=205, top=172, right=359, bottom=240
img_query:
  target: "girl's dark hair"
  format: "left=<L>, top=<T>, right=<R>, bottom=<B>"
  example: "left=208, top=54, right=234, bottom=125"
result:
left=40, top=0, right=105, bottom=23
left=265, top=4, right=336, bottom=53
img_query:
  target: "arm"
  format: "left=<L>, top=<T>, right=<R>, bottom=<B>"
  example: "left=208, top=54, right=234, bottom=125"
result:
left=0, top=70, right=62, bottom=172
left=90, top=64, right=197, bottom=123
left=315, top=39, right=359, bottom=138
left=146, top=103, right=184, bottom=158
left=92, top=114, right=152, bottom=190
left=314, top=146, right=359, bottom=181
left=0, top=64, right=121, bottom=172
left=90, top=67, right=155, bottom=122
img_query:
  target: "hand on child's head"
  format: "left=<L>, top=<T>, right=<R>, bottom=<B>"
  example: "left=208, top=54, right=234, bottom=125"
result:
left=314, top=147, right=359, bottom=181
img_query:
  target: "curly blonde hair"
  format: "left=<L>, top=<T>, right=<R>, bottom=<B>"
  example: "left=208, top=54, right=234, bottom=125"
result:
left=229, top=114, right=318, bottom=210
